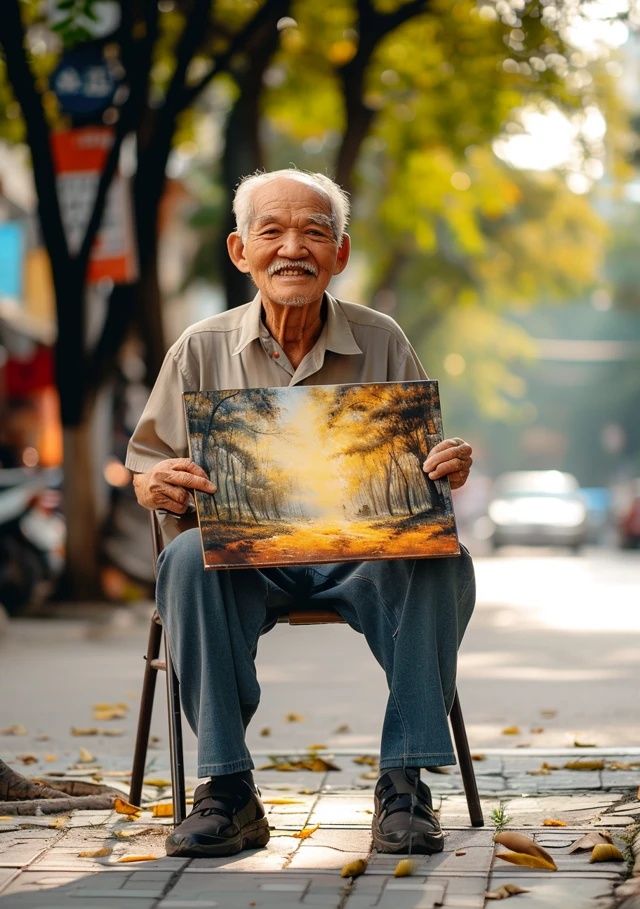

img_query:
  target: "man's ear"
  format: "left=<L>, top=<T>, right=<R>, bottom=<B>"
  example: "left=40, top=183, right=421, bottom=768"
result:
left=333, top=233, right=351, bottom=275
left=227, top=233, right=251, bottom=273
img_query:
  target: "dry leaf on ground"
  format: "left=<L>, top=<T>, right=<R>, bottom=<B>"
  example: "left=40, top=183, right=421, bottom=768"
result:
left=293, top=824, right=319, bottom=840
left=530, top=727, right=544, bottom=734
left=78, top=847, right=112, bottom=858
left=114, top=797, right=142, bottom=817
left=494, top=832, right=557, bottom=871
left=540, top=709, right=557, bottom=718
left=0, top=725, right=27, bottom=736
left=258, top=756, right=341, bottom=772
left=590, top=844, right=625, bottom=863
left=486, top=884, right=530, bottom=900
left=455, top=849, right=467, bottom=856
left=528, top=762, right=560, bottom=776
left=71, top=727, right=124, bottom=737
left=93, top=703, right=128, bottom=721
left=117, top=854, right=158, bottom=863
left=501, top=726, right=521, bottom=736
left=564, top=759, right=605, bottom=771
left=150, top=803, right=173, bottom=817
left=573, top=740, right=597, bottom=748
left=16, top=755, right=38, bottom=765
left=568, top=831, right=613, bottom=853
left=259, top=727, right=271, bottom=737
left=114, top=826, right=157, bottom=839
left=333, top=724, right=351, bottom=734
left=394, top=859, right=417, bottom=877
left=262, top=798, right=304, bottom=805
left=543, top=818, right=567, bottom=827
left=143, top=778, right=171, bottom=788
left=496, top=851, right=557, bottom=871
left=471, top=753, right=486, bottom=761
left=352, top=755, right=378, bottom=766
left=340, top=858, right=367, bottom=878
left=285, top=713, right=304, bottom=723
left=78, top=748, right=96, bottom=764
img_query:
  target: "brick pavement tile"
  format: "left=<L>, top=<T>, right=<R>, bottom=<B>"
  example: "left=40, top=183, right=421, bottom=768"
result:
left=0, top=870, right=19, bottom=895
left=484, top=876, right=617, bottom=908
left=179, top=847, right=290, bottom=873
left=307, top=796, right=375, bottom=828
left=288, top=846, right=369, bottom=871
left=294, top=828, right=371, bottom=852
left=0, top=842, right=52, bottom=868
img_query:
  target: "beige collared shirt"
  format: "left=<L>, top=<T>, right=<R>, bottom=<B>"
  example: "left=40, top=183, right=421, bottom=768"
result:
left=126, top=293, right=427, bottom=474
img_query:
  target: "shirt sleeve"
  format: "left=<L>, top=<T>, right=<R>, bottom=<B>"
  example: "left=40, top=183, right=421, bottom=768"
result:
left=125, top=342, right=194, bottom=473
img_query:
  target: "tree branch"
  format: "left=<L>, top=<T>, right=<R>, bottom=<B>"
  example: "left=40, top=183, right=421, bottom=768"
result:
left=0, top=0, right=69, bottom=275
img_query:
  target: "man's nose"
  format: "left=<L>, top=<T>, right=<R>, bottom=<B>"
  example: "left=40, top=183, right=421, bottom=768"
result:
left=278, top=230, right=308, bottom=256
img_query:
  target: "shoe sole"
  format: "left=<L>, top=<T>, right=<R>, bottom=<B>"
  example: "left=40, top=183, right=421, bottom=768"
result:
left=166, top=818, right=270, bottom=858
left=372, top=820, right=444, bottom=855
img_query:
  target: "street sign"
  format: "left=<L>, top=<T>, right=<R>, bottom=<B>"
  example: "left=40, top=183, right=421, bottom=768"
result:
left=50, top=45, right=120, bottom=122
left=50, top=126, right=137, bottom=284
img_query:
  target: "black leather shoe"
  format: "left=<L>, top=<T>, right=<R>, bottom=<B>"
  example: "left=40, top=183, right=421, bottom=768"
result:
left=372, top=768, right=444, bottom=854
left=165, top=774, right=270, bottom=858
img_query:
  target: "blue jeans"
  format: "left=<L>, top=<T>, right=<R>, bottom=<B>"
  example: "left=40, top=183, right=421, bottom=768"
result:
left=156, top=529, right=475, bottom=779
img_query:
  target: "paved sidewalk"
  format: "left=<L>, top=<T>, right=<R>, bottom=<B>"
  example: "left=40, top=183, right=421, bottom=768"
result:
left=1, top=750, right=639, bottom=908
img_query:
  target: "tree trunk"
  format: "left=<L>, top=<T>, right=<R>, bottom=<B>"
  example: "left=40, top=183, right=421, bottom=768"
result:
left=58, top=419, right=103, bottom=600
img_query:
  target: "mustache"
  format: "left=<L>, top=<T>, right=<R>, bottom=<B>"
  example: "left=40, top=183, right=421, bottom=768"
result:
left=267, top=259, right=318, bottom=277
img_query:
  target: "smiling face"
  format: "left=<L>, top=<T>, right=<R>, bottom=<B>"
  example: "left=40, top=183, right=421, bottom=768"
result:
left=227, top=177, right=350, bottom=311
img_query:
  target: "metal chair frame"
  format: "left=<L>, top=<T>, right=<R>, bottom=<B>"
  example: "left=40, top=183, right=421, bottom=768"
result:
left=129, top=512, right=484, bottom=828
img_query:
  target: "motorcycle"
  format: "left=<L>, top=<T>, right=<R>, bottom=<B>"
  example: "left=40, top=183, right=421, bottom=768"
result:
left=0, top=467, right=65, bottom=616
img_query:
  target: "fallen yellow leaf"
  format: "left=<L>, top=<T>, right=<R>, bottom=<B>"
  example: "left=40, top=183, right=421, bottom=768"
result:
left=293, top=824, right=319, bottom=840
left=143, top=778, right=172, bottom=788
left=16, top=754, right=38, bottom=765
left=93, top=704, right=128, bottom=721
left=71, top=727, right=124, bottom=737
left=78, top=847, right=112, bottom=858
left=530, top=727, right=545, bottom=734
left=573, top=740, right=597, bottom=748
left=486, top=884, right=529, bottom=900
left=114, top=826, right=156, bottom=839
left=259, top=727, right=271, bottom=737
left=78, top=747, right=96, bottom=763
left=285, top=713, right=304, bottom=723
left=540, top=709, right=557, bottom=718
left=494, top=832, right=556, bottom=868
left=564, top=759, right=605, bottom=771
left=114, top=797, right=142, bottom=817
left=543, top=818, right=567, bottom=827
left=455, top=850, right=467, bottom=856
left=471, top=753, right=486, bottom=761
left=495, top=851, right=557, bottom=872
left=0, top=724, right=27, bottom=735
left=263, top=798, right=304, bottom=805
left=340, top=858, right=367, bottom=878
left=333, top=724, right=351, bottom=734
left=590, top=844, right=625, bottom=863
left=501, top=726, right=521, bottom=736
left=117, top=854, right=158, bottom=863
left=394, top=859, right=417, bottom=877
left=44, top=754, right=58, bottom=762
left=150, top=803, right=173, bottom=817
left=352, top=755, right=378, bottom=766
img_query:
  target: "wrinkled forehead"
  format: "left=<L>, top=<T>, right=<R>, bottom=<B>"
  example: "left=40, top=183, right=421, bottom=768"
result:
left=250, top=178, right=333, bottom=220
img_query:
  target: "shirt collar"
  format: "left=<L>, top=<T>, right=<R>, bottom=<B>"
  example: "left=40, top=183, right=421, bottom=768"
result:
left=231, top=291, right=362, bottom=357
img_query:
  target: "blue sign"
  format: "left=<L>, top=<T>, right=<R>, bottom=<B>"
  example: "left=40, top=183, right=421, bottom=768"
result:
left=50, top=45, right=120, bottom=122
left=0, top=222, right=24, bottom=298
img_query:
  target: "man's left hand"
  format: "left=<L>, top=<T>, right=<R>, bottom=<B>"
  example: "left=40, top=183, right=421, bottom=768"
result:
left=423, top=438, right=473, bottom=490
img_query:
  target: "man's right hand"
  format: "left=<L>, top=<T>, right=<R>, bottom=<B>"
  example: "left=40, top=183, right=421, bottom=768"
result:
left=132, top=458, right=216, bottom=514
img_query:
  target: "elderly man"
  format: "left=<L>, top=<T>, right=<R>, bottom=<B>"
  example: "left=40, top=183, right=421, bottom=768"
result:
left=126, top=168, right=475, bottom=859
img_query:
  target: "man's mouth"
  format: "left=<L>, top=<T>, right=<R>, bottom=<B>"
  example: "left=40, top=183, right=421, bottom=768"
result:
left=268, top=262, right=318, bottom=278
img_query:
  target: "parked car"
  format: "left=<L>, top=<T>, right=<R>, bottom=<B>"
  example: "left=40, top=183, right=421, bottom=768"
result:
left=486, top=470, right=588, bottom=552
left=618, top=483, right=640, bottom=549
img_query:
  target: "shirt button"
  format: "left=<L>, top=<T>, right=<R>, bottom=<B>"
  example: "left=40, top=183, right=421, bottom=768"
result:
left=272, top=351, right=280, bottom=359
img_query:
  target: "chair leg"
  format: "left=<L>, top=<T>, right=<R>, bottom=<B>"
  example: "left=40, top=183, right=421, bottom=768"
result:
left=129, top=617, right=163, bottom=807
left=450, top=689, right=484, bottom=827
left=164, top=637, right=187, bottom=825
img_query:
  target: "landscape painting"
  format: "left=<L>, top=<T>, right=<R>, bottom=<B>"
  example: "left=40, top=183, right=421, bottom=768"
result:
left=183, top=380, right=460, bottom=569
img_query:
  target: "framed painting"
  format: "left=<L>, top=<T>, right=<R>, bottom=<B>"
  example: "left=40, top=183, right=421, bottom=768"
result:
left=183, top=380, right=460, bottom=569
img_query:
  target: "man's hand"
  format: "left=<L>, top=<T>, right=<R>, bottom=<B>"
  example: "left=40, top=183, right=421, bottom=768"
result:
left=423, top=438, right=473, bottom=490
left=132, top=458, right=217, bottom=514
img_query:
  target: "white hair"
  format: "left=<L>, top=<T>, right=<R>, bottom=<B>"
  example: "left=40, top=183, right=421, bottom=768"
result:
left=232, top=168, right=350, bottom=242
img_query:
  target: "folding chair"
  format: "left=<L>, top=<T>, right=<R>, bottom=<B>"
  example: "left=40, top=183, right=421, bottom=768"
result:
left=129, top=511, right=484, bottom=828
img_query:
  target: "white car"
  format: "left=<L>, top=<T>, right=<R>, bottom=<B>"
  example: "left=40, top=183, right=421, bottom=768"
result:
left=487, top=470, right=588, bottom=552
